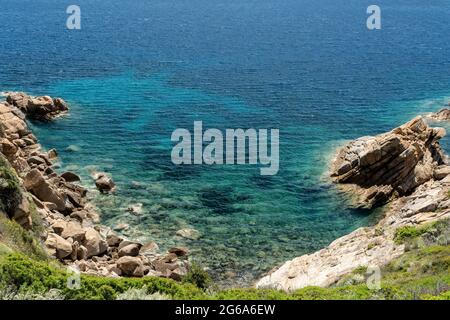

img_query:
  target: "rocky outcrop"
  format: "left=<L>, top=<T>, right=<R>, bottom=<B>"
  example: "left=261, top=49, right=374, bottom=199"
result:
left=0, top=96, right=190, bottom=281
left=330, top=117, right=446, bottom=209
left=430, top=106, right=450, bottom=121
left=5, top=92, right=68, bottom=121
left=94, top=172, right=115, bottom=193
left=257, top=117, right=450, bottom=291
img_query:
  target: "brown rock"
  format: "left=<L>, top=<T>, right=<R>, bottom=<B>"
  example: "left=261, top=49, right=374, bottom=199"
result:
left=106, top=233, right=123, bottom=247
left=140, top=241, right=159, bottom=256
left=27, top=156, right=46, bottom=166
left=61, top=171, right=81, bottom=182
left=82, top=227, right=108, bottom=258
left=330, top=117, right=445, bottom=208
left=116, top=256, right=144, bottom=277
left=23, top=169, right=67, bottom=212
left=61, top=221, right=86, bottom=242
left=77, top=245, right=88, bottom=260
left=53, top=98, right=69, bottom=111
left=168, top=247, right=189, bottom=257
left=47, top=148, right=58, bottom=160
left=6, top=92, right=31, bottom=112
left=118, top=243, right=140, bottom=257
left=45, top=233, right=73, bottom=259
left=94, top=173, right=115, bottom=193
left=0, top=138, right=18, bottom=156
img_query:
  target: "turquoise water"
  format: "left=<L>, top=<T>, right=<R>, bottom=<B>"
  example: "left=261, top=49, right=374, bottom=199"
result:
left=1, top=0, right=450, bottom=284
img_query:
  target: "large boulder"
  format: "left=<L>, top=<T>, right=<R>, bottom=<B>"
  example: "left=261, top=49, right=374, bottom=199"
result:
left=6, top=92, right=30, bottom=112
left=94, top=173, right=115, bottom=193
left=118, top=243, right=141, bottom=257
left=330, top=117, right=446, bottom=208
left=61, top=171, right=81, bottom=182
left=0, top=103, right=28, bottom=137
left=45, top=233, right=73, bottom=259
left=23, top=169, right=68, bottom=212
left=82, top=227, right=108, bottom=258
left=52, top=220, right=86, bottom=242
left=116, top=256, right=144, bottom=277
left=0, top=138, right=18, bottom=156
left=13, top=196, right=32, bottom=230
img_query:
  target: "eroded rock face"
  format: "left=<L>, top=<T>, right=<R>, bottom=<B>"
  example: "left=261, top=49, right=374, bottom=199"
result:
left=330, top=117, right=446, bottom=208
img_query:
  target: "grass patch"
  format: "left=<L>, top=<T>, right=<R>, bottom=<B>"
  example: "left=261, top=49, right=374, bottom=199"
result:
left=394, top=219, right=450, bottom=245
left=0, top=215, right=48, bottom=260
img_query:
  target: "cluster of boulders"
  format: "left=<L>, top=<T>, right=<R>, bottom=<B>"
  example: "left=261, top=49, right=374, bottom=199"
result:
left=330, top=116, right=448, bottom=208
left=257, top=117, right=450, bottom=291
left=0, top=94, right=190, bottom=280
left=6, top=92, right=69, bottom=121
left=430, top=104, right=450, bottom=121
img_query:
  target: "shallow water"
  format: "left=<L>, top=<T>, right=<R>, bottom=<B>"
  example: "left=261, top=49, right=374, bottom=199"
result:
left=1, top=0, right=450, bottom=285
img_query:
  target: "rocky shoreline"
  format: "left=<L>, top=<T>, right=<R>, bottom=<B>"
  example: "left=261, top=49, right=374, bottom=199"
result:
left=0, top=92, right=190, bottom=280
left=257, top=115, right=450, bottom=291
left=2, top=91, right=449, bottom=292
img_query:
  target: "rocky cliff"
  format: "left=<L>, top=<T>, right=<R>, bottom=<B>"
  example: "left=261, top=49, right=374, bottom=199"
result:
left=330, top=117, right=446, bottom=209
left=0, top=93, right=189, bottom=280
left=256, top=117, right=450, bottom=291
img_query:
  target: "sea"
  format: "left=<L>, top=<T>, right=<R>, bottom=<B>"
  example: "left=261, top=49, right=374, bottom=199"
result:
left=1, top=0, right=449, bottom=285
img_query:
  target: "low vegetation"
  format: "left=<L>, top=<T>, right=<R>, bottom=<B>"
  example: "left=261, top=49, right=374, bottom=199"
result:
left=0, top=156, right=22, bottom=218
left=1, top=154, right=448, bottom=300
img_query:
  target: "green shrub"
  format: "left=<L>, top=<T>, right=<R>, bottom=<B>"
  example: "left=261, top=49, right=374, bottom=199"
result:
left=183, top=263, right=212, bottom=290
left=394, top=226, right=424, bottom=244
left=0, top=156, right=22, bottom=219
left=0, top=253, right=206, bottom=300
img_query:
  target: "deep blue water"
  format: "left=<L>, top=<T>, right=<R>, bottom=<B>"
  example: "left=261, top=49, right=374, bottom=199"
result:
left=1, top=0, right=450, bottom=285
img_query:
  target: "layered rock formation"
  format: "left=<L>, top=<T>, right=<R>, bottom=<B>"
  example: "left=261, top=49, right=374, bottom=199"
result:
left=257, top=117, right=450, bottom=291
left=0, top=95, right=189, bottom=280
left=330, top=117, right=446, bottom=209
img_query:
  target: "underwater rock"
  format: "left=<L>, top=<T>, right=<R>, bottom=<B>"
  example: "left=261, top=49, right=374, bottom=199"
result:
left=176, top=228, right=201, bottom=240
